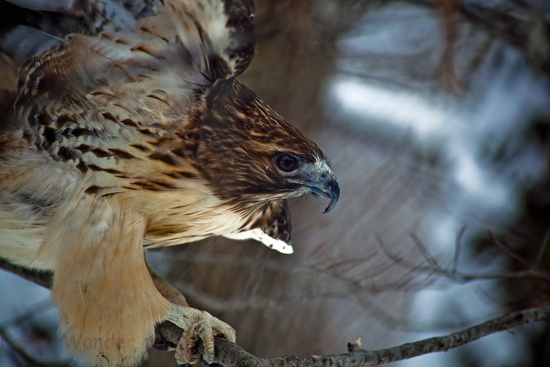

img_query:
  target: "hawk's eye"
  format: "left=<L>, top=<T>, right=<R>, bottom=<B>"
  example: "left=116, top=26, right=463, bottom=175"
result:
left=275, top=154, right=299, bottom=172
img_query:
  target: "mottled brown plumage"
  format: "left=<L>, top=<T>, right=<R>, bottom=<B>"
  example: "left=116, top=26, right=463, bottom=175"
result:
left=0, top=0, right=339, bottom=366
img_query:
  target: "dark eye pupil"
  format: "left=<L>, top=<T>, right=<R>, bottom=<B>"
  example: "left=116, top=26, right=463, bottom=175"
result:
left=276, top=154, right=298, bottom=172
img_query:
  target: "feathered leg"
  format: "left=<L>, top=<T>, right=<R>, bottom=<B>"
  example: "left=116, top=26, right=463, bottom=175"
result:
left=39, top=187, right=169, bottom=366
left=38, top=184, right=234, bottom=366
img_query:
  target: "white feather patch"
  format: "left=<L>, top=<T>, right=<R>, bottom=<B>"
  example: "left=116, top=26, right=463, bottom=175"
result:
left=224, top=229, right=294, bottom=254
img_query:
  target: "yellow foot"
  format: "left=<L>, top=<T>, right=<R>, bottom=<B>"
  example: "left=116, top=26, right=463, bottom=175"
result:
left=165, top=303, right=236, bottom=365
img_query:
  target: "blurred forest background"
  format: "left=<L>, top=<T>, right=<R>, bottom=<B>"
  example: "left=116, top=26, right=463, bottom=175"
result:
left=1, top=0, right=550, bottom=366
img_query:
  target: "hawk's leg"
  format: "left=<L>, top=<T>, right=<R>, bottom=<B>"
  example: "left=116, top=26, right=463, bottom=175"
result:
left=165, top=303, right=236, bottom=365
left=147, top=259, right=190, bottom=351
left=146, top=259, right=236, bottom=363
left=147, top=258, right=189, bottom=307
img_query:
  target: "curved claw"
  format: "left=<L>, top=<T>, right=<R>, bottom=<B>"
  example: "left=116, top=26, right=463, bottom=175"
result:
left=166, top=304, right=236, bottom=365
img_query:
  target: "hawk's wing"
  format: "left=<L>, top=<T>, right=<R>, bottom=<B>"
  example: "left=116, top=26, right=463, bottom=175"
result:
left=8, top=0, right=255, bottom=163
left=8, top=0, right=256, bottom=129
left=151, top=0, right=255, bottom=81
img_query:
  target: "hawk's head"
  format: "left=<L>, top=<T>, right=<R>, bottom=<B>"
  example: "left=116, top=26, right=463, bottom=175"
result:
left=195, top=79, right=339, bottom=214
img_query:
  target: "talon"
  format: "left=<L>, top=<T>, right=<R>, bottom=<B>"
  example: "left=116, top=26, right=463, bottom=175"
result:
left=166, top=303, right=236, bottom=365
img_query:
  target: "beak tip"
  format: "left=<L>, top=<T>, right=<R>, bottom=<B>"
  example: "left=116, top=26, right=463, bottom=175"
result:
left=322, top=198, right=337, bottom=214
left=322, top=179, right=340, bottom=214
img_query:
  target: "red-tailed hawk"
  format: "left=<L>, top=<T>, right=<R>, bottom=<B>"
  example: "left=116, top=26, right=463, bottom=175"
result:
left=0, top=0, right=339, bottom=366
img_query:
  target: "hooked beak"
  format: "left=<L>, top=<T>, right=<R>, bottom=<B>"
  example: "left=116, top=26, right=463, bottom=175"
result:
left=308, top=175, right=340, bottom=214
left=303, top=162, right=340, bottom=214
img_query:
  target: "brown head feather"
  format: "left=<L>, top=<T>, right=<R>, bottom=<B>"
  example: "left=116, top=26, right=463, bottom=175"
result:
left=193, top=78, right=326, bottom=205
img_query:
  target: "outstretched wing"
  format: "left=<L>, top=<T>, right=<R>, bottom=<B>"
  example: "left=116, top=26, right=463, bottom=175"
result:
left=9, top=0, right=256, bottom=170
left=157, top=0, right=255, bottom=81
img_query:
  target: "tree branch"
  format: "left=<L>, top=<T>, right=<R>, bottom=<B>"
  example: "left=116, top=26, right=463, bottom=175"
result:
left=0, top=258, right=52, bottom=288
left=204, top=306, right=549, bottom=366
left=2, top=260, right=548, bottom=367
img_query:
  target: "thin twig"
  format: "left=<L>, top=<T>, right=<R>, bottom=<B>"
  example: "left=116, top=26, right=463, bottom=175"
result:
left=535, top=231, right=550, bottom=269
left=451, top=225, right=467, bottom=274
left=0, top=327, right=70, bottom=367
